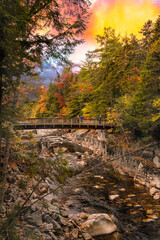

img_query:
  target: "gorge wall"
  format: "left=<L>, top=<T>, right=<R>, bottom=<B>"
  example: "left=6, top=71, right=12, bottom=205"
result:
left=66, top=130, right=160, bottom=200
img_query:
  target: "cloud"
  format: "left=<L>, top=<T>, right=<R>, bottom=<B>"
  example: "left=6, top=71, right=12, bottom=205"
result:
left=38, top=61, right=63, bottom=88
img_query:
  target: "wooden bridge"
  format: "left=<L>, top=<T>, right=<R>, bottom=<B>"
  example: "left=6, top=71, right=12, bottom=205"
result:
left=14, top=118, right=114, bottom=130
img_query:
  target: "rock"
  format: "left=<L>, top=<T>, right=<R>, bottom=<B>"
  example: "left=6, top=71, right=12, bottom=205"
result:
left=71, top=229, right=79, bottom=238
left=56, top=215, right=68, bottom=225
left=36, top=182, right=48, bottom=195
left=147, top=214, right=158, bottom=219
left=44, top=194, right=55, bottom=202
left=58, top=237, right=65, bottom=240
left=43, top=214, right=61, bottom=229
left=153, top=156, right=160, bottom=168
left=153, top=194, right=160, bottom=200
left=0, top=205, right=6, bottom=217
left=31, top=202, right=43, bottom=212
left=51, top=219, right=61, bottom=230
left=48, top=231, right=59, bottom=240
left=81, top=213, right=117, bottom=237
left=75, top=130, right=90, bottom=140
left=42, top=234, right=52, bottom=240
left=150, top=187, right=157, bottom=195
left=60, top=210, right=68, bottom=217
left=31, top=210, right=43, bottom=226
left=154, top=149, right=160, bottom=157
left=82, top=232, right=92, bottom=240
left=146, top=209, right=153, bottom=214
left=47, top=204, right=60, bottom=214
left=51, top=212, right=59, bottom=220
left=44, top=223, right=53, bottom=231
left=109, top=194, right=119, bottom=200
left=78, top=212, right=90, bottom=219
left=32, top=228, right=42, bottom=236
left=65, top=201, right=74, bottom=207
left=73, top=188, right=83, bottom=194
left=32, top=192, right=38, bottom=199
left=142, top=150, right=153, bottom=160
left=127, top=194, right=136, bottom=197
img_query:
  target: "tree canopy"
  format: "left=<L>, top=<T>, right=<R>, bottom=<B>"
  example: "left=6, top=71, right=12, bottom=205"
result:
left=0, top=0, right=90, bottom=125
left=35, top=15, right=160, bottom=138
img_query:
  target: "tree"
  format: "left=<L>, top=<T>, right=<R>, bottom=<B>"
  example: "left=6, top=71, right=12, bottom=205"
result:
left=0, top=0, right=90, bottom=121
left=0, top=0, right=90, bottom=218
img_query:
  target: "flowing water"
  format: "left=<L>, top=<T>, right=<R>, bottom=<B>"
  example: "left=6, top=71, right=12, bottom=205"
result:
left=39, top=132, right=160, bottom=240
left=61, top=156, right=160, bottom=240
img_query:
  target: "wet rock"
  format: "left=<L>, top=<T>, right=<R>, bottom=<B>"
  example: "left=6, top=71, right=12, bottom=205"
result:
left=81, top=213, right=117, bottom=237
left=127, top=194, right=136, bottom=197
left=109, top=194, right=119, bottom=200
left=146, top=209, right=153, bottom=214
left=73, top=188, right=83, bottom=194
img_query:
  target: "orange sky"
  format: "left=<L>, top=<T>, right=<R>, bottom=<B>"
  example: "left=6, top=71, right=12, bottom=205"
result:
left=86, top=0, right=160, bottom=41
left=70, top=0, right=160, bottom=63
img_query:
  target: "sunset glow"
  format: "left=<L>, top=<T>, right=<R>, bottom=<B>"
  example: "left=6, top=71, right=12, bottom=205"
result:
left=70, top=0, right=160, bottom=63
left=86, top=0, right=160, bottom=41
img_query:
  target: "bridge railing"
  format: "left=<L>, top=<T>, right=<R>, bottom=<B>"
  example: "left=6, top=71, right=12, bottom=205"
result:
left=18, top=118, right=109, bottom=126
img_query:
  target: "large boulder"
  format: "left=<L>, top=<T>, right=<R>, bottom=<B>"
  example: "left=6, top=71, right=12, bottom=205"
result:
left=42, top=136, right=87, bottom=153
left=81, top=213, right=117, bottom=237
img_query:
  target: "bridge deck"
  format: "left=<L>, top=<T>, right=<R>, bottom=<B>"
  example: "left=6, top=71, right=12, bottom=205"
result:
left=14, top=118, right=114, bottom=130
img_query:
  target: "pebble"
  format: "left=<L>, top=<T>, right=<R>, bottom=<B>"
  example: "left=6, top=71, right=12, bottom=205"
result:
left=146, top=209, right=153, bottom=214
left=109, top=194, right=119, bottom=200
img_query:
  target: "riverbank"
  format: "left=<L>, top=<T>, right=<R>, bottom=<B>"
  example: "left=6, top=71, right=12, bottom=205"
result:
left=1, top=129, right=160, bottom=240
left=66, top=129, right=160, bottom=200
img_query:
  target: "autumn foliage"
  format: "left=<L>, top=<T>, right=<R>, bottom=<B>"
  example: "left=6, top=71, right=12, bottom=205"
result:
left=34, top=16, right=160, bottom=137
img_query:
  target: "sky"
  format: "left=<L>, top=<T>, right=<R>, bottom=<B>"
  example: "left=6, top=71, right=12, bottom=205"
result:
left=70, top=0, right=160, bottom=63
left=41, top=0, right=160, bottom=86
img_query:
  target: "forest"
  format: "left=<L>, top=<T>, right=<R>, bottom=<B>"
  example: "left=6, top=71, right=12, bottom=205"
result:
left=33, top=16, right=160, bottom=139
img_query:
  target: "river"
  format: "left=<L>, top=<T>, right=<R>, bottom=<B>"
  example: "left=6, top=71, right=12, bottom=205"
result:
left=39, top=130, right=160, bottom=240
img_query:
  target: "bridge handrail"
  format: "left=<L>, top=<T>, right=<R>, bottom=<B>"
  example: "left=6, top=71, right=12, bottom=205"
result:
left=17, top=118, right=111, bottom=126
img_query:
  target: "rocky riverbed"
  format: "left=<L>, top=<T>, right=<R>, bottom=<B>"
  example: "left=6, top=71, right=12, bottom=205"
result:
left=1, top=129, right=160, bottom=240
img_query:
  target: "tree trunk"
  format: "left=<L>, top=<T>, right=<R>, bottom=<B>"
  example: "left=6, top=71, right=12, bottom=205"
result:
left=0, top=69, right=2, bottom=165
left=0, top=139, right=10, bottom=224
